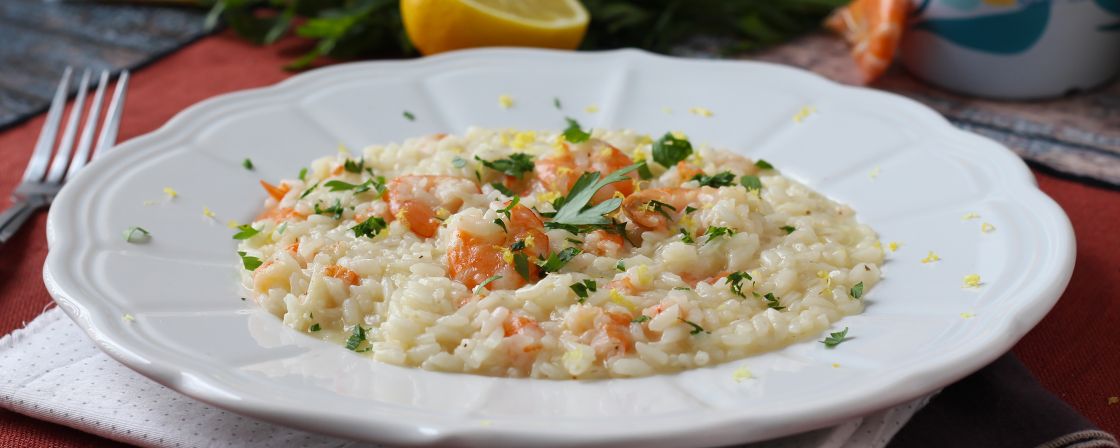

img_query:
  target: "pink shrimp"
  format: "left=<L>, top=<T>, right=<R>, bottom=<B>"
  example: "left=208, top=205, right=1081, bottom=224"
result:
left=446, top=202, right=551, bottom=290
left=621, top=187, right=713, bottom=230
left=386, top=175, right=480, bottom=238
left=534, top=139, right=637, bottom=203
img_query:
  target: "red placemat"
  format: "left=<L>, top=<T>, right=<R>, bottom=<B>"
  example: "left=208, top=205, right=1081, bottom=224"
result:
left=1, top=32, right=1117, bottom=446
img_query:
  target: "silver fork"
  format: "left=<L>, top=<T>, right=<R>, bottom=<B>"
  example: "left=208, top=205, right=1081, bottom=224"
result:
left=0, top=67, right=129, bottom=243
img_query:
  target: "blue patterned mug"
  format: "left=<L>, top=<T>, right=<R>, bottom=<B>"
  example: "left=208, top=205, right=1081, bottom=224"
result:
left=900, top=0, right=1120, bottom=99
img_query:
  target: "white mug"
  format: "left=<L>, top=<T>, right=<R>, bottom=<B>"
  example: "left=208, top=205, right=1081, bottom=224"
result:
left=900, top=0, right=1120, bottom=99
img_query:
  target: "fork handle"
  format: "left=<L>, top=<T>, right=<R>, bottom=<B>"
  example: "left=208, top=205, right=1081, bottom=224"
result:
left=0, top=201, right=37, bottom=243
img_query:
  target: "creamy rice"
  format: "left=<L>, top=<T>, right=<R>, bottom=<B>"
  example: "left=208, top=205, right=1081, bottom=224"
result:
left=238, top=127, right=883, bottom=379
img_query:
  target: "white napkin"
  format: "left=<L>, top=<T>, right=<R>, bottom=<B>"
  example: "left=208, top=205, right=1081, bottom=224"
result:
left=0, top=307, right=932, bottom=448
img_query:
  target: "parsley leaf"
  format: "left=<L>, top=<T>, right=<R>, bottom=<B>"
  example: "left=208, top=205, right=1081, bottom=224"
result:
left=538, top=247, right=582, bottom=273
left=553, top=97, right=562, bottom=109
left=473, top=275, right=503, bottom=293
left=755, top=159, right=775, bottom=170
left=691, top=171, right=736, bottom=188
left=315, top=199, right=344, bottom=220
left=615, top=260, right=626, bottom=271
left=679, top=318, right=709, bottom=335
left=741, top=175, right=762, bottom=192
left=344, top=158, right=364, bottom=173
left=345, top=325, right=368, bottom=351
left=299, top=182, right=319, bottom=199
left=637, top=161, right=654, bottom=180
left=821, top=327, right=850, bottom=348
left=122, top=226, right=150, bottom=243
left=546, top=163, right=641, bottom=230
left=569, top=279, right=597, bottom=303
left=678, top=228, right=695, bottom=244
left=850, top=281, right=864, bottom=299
left=232, top=224, right=261, bottom=240
left=646, top=199, right=677, bottom=221
left=763, top=292, right=785, bottom=310
left=684, top=205, right=697, bottom=214
left=309, top=323, right=321, bottom=332
left=242, top=158, right=254, bottom=170
left=493, top=218, right=507, bottom=232
left=704, top=226, right=735, bottom=242
left=403, top=110, right=415, bottom=121
left=780, top=225, right=796, bottom=234
left=351, top=216, right=387, bottom=238
left=497, top=196, right=520, bottom=218
left=476, top=153, right=535, bottom=179
left=727, top=271, right=752, bottom=297
left=562, top=117, right=591, bottom=143
left=513, top=252, right=531, bottom=281
left=632, top=315, right=651, bottom=323
left=298, top=167, right=308, bottom=181
left=652, top=132, right=693, bottom=167
left=237, top=251, right=263, bottom=271
left=325, top=178, right=385, bottom=194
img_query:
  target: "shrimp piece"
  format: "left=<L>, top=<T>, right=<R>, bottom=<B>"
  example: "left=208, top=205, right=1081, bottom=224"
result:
left=259, top=180, right=290, bottom=202
left=584, top=229, right=624, bottom=256
left=387, top=175, right=480, bottom=238
left=534, top=139, right=637, bottom=203
left=503, top=311, right=545, bottom=373
left=825, top=0, right=909, bottom=83
left=590, top=310, right=634, bottom=359
left=324, top=264, right=360, bottom=286
left=446, top=203, right=550, bottom=290
left=622, top=187, right=711, bottom=230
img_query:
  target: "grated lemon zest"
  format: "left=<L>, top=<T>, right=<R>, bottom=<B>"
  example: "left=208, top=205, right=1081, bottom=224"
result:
left=920, top=251, right=941, bottom=264
left=869, top=166, right=881, bottom=179
left=557, top=166, right=573, bottom=175
left=960, top=312, right=975, bottom=319
left=636, top=135, right=653, bottom=146
left=537, top=191, right=561, bottom=204
left=635, top=264, right=652, bottom=287
left=584, top=104, right=599, bottom=113
left=732, top=366, right=752, bottom=382
left=671, top=131, right=688, bottom=140
left=962, top=274, right=982, bottom=288
left=793, top=105, right=816, bottom=123
left=337, top=143, right=350, bottom=155
left=689, top=107, right=714, bottom=117
left=981, top=222, right=996, bottom=233
left=523, top=234, right=535, bottom=248
left=609, top=288, right=637, bottom=311
left=831, top=363, right=841, bottom=368
left=500, top=247, right=514, bottom=265
left=435, top=207, right=450, bottom=220
left=162, top=187, right=178, bottom=198
left=961, top=212, right=980, bottom=221
left=661, top=106, right=672, bottom=114
left=498, top=94, right=514, bottom=109
left=511, top=131, right=536, bottom=149
left=889, top=241, right=901, bottom=252
left=226, top=220, right=240, bottom=229
left=122, top=313, right=135, bottom=322
left=202, top=207, right=216, bottom=219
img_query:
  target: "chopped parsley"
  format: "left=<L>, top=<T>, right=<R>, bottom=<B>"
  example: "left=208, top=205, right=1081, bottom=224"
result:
left=741, top=175, right=762, bottom=192
left=820, top=327, right=850, bottom=348
left=763, top=292, right=785, bottom=310
left=780, top=225, right=796, bottom=234
left=510, top=239, right=526, bottom=251
left=553, top=97, right=562, bottom=109
left=512, top=252, right=531, bottom=281
left=351, top=216, right=387, bottom=238
left=497, top=196, right=520, bottom=219
left=569, top=279, right=597, bottom=303
left=637, top=161, right=654, bottom=180
left=491, top=182, right=516, bottom=196
left=704, top=226, right=735, bottom=242
left=344, top=158, right=364, bottom=173
left=242, top=158, right=254, bottom=170
left=122, top=226, right=150, bottom=243
left=850, top=281, right=864, bottom=299
left=473, top=275, right=502, bottom=293
left=231, top=224, right=260, bottom=240
left=562, top=117, right=591, bottom=143
left=727, top=271, right=752, bottom=297
left=684, top=205, right=697, bottom=214
left=299, top=182, right=319, bottom=199
left=691, top=171, right=736, bottom=188
left=646, top=199, right=677, bottom=220
left=476, top=153, right=535, bottom=179
left=324, top=178, right=384, bottom=193
left=678, top=228, right=695, bottom=244
left=298, top=167, right=308, bottom=181
left=615, top=260, right=626, bottom=271
left=632, top=315, right=651, bottom=323
left=403, top=110, right=415, bottom=121
left=545, top=163, right=641, bottom=232
left=309, top=323, right=321, bottom=332
left=237, top=251, right=263, bottom=271
left=538, top=247, right=582, bottom=273
left=679, top=318, right=709, bottom=335
left=493, top=218, right=507, bottom=232
left=754, top=159, right=775, bottom=170
left=345, top=325, right=369, bottom=351
left=314, top=199, right=345, bottom=220
left=652, top=132, right=693, bottom=167
left=452, top=156, right=467, bottom=168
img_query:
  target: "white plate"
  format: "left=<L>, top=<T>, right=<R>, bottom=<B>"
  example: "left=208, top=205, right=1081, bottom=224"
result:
left=44, top=49, right=1075, bottom=447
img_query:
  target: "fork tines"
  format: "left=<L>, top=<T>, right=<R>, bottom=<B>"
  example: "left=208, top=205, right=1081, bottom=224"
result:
left=21, top=67, right=130, bottom=186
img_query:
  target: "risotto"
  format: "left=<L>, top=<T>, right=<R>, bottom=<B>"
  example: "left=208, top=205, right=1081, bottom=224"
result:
left=236, top=126, right=883, bottom=379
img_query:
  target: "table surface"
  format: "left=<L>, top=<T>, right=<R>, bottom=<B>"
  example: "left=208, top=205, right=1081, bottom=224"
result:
left=0, top=32, right=1118, bottom=447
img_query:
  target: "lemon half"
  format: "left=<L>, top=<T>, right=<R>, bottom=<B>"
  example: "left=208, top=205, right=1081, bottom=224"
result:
left=401, top=0, right=590, bottom=56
